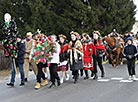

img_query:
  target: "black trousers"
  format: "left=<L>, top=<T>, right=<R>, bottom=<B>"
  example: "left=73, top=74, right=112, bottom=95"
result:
left=84, top=70, right=94, bottom=77
left=37, top=63, right=46, bottom=83
left=72, top=70, right=79, bottom=81
left=93, top=56, right=104, bottom=74
left=127, top=59, right=135, bottom=76
left=49, top=63, right=60, bottom=84
left=80, top=69, right=84, bottom=76
left=72, top=70, right=79, bottom=80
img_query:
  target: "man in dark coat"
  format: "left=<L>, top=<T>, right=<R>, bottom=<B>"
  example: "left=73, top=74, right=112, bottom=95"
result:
left=123, top=31, right=130, bottom=44
left=7, top=35, right=26, bottom=87
left=124, top=37, right=138, bottom=81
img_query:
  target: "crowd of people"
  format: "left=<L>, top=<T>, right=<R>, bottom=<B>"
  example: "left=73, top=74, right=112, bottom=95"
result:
left=1, top=13, right=138, bottom=90
left=5, top=29, right=138, bottom=89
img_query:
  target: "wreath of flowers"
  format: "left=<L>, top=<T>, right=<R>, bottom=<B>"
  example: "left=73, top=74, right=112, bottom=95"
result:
left=32, top=33, right=55, bottom=64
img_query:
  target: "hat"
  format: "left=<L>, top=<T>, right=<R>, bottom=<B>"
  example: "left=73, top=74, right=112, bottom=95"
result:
left=70, top=31, right=79, bottom=36
left=26, top=32, right=33, bottom=37
left=126, top=37, right=132, bottom=42
left=93, top=31, right=100, bottom=36
left=82, top=33, right=89, bottom=37
left=124, top=31, right=129, bottom=34
left=59, top=34, right=67, bottom=39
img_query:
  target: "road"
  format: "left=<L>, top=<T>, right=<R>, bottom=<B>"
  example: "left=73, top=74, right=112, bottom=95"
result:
left=0, top=63, right=138, bottom=102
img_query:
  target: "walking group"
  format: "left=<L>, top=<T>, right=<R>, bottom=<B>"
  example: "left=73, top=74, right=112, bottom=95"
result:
left=5, top=30, right=107, bottom=89
left=1, top=13, right=138, bottom=90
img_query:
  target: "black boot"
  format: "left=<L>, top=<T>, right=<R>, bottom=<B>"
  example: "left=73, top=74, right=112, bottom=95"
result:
left=101, top=72, right=105, bottom=77
left=49, top=83, right=56, bottom=88
left=84, top=70, right=89, bottom=80
left=84, top=76, right=89, bottom=80
left=24, top=78, right=28, bottom=82
left=7, top=83, right=14, bottom=87
left=74, top=78, right=78, bottom=84
left=74, top=73, right=79, bottom=84
left=20, top=82, right=25, bottom=86
left=80, top=69, right=83, bottom=77
left=93, top=73, right=98, bottom=80
left=91, top=71, right=94, bottom=77
left=57, top=80, right=61, bottom=86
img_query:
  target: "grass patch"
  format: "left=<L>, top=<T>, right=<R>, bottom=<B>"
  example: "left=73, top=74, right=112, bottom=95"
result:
left=0, top=69, right=11, bottom=77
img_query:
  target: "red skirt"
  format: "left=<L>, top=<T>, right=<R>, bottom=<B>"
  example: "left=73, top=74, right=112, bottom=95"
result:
left=83, top=63, right=94, bottom=70
left=57, top=65, right=68, bottom=72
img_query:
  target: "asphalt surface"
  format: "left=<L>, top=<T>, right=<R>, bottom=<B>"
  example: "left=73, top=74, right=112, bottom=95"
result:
left=0, top=63, right=138, bottom=102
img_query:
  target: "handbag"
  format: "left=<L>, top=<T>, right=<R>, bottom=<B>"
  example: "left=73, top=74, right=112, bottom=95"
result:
left=97, top=50, right=104, bottom=57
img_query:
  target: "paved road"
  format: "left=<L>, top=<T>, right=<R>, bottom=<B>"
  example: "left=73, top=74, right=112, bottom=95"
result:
left=0, top=63, right=138, bottom=102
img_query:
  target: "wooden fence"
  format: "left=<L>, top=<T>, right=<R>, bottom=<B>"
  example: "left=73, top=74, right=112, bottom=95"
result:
left=0, top=44, right=11, bottom=70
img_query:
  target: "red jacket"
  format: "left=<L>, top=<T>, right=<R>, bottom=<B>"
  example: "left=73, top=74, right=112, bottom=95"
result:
left=60, top=43, right=69, bottom=54
left=94, top=40, right=106, bottom=51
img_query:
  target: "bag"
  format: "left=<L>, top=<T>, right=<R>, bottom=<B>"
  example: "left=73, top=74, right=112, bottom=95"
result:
left=97, top=50, right=104, bottom=57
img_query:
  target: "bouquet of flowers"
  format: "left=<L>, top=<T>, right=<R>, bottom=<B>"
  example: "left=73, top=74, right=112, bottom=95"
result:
left=32, top=33, right=55, bottom=64
left=2, top=19, right=18, bottom=58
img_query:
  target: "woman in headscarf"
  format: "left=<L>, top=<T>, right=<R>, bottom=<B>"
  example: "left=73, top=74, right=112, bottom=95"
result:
left=68, top=31, right=83, bottom=83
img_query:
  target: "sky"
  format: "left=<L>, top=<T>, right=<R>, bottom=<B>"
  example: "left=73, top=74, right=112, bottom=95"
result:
left=133, top=0, right=138, bottom=20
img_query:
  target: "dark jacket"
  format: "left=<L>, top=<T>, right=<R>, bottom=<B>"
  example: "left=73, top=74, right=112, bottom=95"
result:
left=59, top=42, right=69, bottom=62
left=124, top=44, right=137, bottom=60
left=15, top=41, right=26, bottom=64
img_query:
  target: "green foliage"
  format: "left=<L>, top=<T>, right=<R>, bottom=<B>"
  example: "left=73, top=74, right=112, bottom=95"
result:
left=0, top=0, right=136, bottom=40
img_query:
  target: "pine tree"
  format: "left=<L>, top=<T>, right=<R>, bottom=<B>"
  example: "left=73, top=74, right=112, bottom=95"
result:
left=0, top=0, right=136, bottom=39
left=88, top=0, right=136, bottom=35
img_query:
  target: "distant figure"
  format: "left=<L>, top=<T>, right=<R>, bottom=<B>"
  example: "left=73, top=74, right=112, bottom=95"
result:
left=123, top=37, right=138, bottom=81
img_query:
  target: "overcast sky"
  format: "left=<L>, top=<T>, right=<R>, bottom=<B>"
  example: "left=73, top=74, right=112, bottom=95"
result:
left=133, top=0, right=138, bottom=20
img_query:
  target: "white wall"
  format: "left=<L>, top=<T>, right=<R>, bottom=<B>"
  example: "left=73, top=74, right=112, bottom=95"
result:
left=131, top=21, right=138, bottom=34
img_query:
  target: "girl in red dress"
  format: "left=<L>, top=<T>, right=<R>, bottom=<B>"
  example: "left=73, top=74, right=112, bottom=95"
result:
left=58, top=34, right=69, bottom=84
left=82, top=33, right=96, bottom=79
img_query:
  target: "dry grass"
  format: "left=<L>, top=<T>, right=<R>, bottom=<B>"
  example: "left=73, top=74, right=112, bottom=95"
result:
left=0, top=69, right=11, bottom=77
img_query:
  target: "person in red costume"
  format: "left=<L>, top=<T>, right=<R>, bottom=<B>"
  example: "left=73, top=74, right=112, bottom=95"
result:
left=82, top=33, right=96, bottom=79
left=93, top=31, right=106, bottom=79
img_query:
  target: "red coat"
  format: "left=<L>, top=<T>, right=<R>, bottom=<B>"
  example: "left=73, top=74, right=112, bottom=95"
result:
left=59, top=43, right=69, bottom=62
left=83, top=42, right=96, bottom=70
left=60, top=43, right=68, bottom=54
left=94, top=40, right=106, bottom=51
